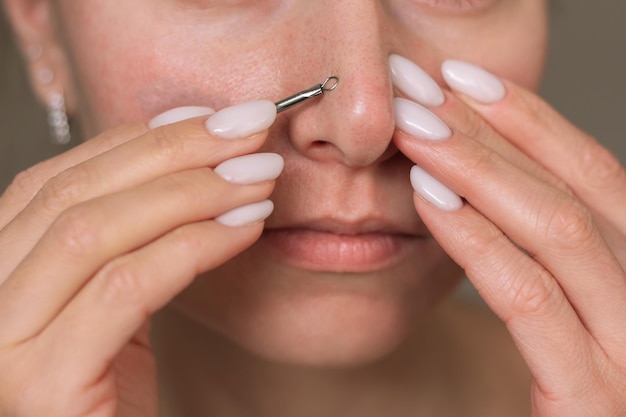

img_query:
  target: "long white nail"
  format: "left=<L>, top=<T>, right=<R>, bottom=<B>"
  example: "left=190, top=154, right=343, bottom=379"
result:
left=389, top=55, right=445, bottom=107
left=148, top=106, right=215, bottom=129
left=206, top=100, right=277, bottom=140
left=393, top=98, right=451, bottom=141
left=442, top=60, right=506, bottom=104
left=216, top=200, right=275, bottom=227
left=214, top=153, right=284, bottom=185
left=410, top=166, right=463, bottom=212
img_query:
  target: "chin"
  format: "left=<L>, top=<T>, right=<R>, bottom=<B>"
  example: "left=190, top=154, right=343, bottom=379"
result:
left=217, top=295, right=423, bottom=368
left=174, top=292, right=427, bottom=368
left=171, top=244, right=463, bottom=368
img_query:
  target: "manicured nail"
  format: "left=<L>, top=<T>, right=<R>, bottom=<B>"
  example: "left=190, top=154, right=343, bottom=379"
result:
left=410, top=165, right=463, bottom=212
left=215, top=200, right=275, bottom=227
left=441, top=60, right=506, bottom=104
left=214, top=153, right=284, bottom=185
left=206, top=100, right=277, bottom=140
left=148, top=106, right=215, bottom=129
left=389, top=54, right=445, bottom=107
left=393, top=98, right=451, bottom=141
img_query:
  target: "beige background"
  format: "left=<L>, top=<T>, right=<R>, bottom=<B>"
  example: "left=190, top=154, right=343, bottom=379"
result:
left=1, top=2, right=625, bottom=191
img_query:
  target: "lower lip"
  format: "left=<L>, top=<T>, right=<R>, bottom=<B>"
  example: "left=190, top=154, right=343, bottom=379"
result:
left=260, top=229, right=422, bottom=272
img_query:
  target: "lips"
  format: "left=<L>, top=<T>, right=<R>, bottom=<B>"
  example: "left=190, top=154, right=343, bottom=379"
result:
left=260, top=219, right=428, bottom=273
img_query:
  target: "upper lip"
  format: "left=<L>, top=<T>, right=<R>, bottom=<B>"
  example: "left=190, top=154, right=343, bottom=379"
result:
left=264, top=216, right=428, bottom=237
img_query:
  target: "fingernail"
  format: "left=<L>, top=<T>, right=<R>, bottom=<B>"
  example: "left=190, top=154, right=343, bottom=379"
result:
left=441, top=60, right=506, bottom=104
left=148, top=106, right=215, bottom=129
left=389, top=54, right=445, bottom=107
left=393, top=98, right=452, bottom=141
left=214, top=153, right=284, bottom=185
left=206, top=100, right=277, bottom=140
left=215, top=200, right=275, bottom=227
left=411, top=165, right=463, bottom=212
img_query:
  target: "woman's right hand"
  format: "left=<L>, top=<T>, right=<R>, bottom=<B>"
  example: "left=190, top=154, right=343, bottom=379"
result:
left=0, top=101, right=282, bottom=417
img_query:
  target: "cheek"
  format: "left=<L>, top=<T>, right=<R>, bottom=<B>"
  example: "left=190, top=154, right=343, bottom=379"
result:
left=481, top=5, right=548, bottom=90
left=396, top=0, right=548, bottom=90
left=58, top=3, right=290, bottom=135
left=66, top=42, right=283, bottom=134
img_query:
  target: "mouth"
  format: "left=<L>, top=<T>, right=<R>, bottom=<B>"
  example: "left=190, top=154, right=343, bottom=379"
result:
left=260, top=219, right=429, bottom=273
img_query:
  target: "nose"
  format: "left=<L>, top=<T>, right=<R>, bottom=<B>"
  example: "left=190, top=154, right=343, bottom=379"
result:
left=284, top=1, right=396, bottom=168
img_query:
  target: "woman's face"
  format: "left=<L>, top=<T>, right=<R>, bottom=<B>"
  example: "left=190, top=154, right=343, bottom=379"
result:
left=52, top=0, right=548, bottom=365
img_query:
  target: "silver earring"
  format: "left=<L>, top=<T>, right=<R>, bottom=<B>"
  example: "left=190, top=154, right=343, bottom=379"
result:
left=48, top=92, right=71, bottom=145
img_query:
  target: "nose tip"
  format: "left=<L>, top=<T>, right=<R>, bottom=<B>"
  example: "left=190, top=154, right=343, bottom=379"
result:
left=332, top=74, right=396, bottom=165
left=286, top=64, right=396, bottom=168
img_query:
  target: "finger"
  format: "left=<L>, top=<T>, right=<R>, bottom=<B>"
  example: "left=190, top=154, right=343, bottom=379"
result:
left=411, top=192, right=600, bottom=398
left=0, top=166, right=275, bottom=344
left=0, top=107, right=216, bottom=225
left=443, top=63, right=626, bottom=235
left=0, top=111, right=268, bottom=279
left=395, top=118, right=626, bottom=354
left=465, top=82, right=626, bottom=266
left=37, top=218, right=265, bottom=384
left=0, top=121, right=151, bottom=227
left=389, top=55, right=567, bottom=195
left=432, top=92, right=571, bottom=194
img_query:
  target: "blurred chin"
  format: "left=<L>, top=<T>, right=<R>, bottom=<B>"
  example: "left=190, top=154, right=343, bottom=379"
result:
left=172, top=269, right=462, bottom=368
left=170, top=297, right=416, bottom=368
left=210, top=297, right=417, bottom=367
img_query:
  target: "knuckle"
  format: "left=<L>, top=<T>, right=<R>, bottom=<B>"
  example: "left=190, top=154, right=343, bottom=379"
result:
left=463, top=145, right=502, bottom=184
left=150, top=125, right=190, bottom=165
left=578, top=138, right=626, bottom=191
left=503, top=267, right=560, bottom=321
left=49, top=205, right=102, bottom=258
left=99, top=260, right=149, bottom=313
left=460, top=225, right=513, bottom=291
left=168, top=224, right=205, bottom=254
left=462, top=224, right=505, bottom=263
left=36, top=167, right=93, bottom=214
left=166, top=168, right=228, bottom=205
left=2, top=165, right=46, bottom=206
left=455, top=106, right=492, bottom=141
left=549, top=176, right=576, bottom=198
left=91, top=130, right=124, bottom=156
left=542, top=196, right=596, bottom=249
left=89, top=122, right=144, bottom=153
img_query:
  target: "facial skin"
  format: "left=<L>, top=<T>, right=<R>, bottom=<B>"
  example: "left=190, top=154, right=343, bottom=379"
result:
left=32, top=0, right=548, bottom=366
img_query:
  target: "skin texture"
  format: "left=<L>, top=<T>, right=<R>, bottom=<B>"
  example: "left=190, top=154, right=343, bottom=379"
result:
left=55, top=0, right=548, bottom=365
left=1, top=0, right=626, bottom=416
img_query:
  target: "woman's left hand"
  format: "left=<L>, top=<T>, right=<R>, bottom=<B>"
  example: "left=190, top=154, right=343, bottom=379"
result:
left=392, top=59, right=626, bottom=416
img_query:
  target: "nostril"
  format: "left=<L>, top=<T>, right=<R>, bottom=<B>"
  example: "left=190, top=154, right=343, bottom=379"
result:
left=311, top=140, right=331, bottom=148
left=306, top=140, right=344, bottom=162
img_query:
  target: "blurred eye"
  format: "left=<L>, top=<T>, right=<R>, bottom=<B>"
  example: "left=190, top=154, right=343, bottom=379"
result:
left=174, top=0, right=246, bottom=8
left=411, top=0, right=497, bottom=12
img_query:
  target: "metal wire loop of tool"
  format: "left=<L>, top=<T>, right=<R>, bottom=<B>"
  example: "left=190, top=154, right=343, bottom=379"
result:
left=275, top=76, right=340, bottom=113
